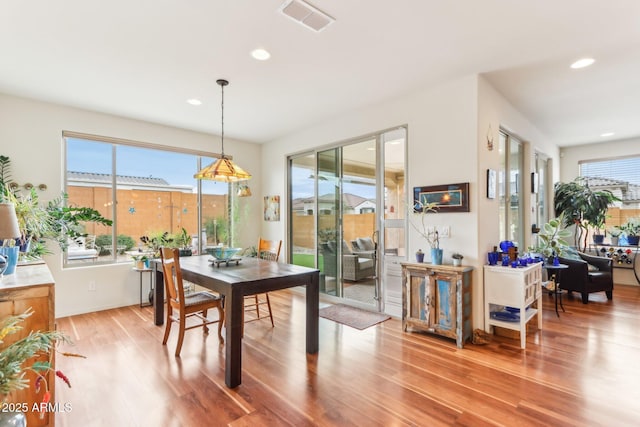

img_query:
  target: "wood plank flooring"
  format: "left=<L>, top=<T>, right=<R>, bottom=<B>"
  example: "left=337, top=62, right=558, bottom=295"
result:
left=54, top=284, right=640, bottom=426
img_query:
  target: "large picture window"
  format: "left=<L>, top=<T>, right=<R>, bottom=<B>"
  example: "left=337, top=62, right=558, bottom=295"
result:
left=63, top=133, right=231, bottom=266
left=579, top=155, right=640, bottom=230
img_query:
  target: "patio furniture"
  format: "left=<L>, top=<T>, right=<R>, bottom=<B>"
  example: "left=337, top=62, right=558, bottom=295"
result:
left=321, top=240, right=375, bottom=282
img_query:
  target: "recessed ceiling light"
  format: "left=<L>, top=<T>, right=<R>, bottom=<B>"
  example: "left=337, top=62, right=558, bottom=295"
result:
left=570, top=58, right=595, bottom=69
left=251, top=48, right=271, bottom=61
left=187, top=99, right=202, bottom=106
left=600, top=132, right=615, bottom=137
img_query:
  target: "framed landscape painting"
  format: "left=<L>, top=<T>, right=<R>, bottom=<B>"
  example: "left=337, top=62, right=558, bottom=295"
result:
left=413, top=182, right=470, bottom=213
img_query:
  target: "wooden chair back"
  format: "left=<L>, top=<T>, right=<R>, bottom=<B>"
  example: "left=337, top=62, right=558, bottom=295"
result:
left=258, top=238, right=282, bottom=262
left=160, top=247, right=186, bottom=310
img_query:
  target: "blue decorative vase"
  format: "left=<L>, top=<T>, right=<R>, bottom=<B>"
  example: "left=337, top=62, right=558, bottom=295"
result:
left=488, top=251, right=499, bottom=265
left=0, top=247, right=19, bottom=275
left=431, top=248, right=443, bottom=265
left=499, top=240, right=514, bottom=252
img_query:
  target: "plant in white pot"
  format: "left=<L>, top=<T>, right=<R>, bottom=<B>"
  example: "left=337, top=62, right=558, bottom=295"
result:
left=451, top=252, right=463, bottom=267
left=608, top=226, right=622, bottom=246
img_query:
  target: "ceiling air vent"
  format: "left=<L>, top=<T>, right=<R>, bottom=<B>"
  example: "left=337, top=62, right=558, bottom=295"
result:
left=279, top=0, right=335, bottom=32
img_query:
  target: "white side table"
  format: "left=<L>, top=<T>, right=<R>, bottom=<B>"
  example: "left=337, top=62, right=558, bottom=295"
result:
left=484, top=263, right=542, bottom=349
left=133, top=267, right=154, bottom=307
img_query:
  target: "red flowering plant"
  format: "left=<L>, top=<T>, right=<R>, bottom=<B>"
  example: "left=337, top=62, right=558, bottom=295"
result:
left=0, top=308, right=84, bottom=408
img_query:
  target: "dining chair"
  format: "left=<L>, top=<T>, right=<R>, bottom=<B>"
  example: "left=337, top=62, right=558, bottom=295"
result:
left=159, top=247, right=224, bottom=356
left=243, top=238, right=282, bottom=333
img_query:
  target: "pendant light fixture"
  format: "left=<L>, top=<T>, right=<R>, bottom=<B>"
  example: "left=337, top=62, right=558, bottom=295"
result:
left=194, top=79, right=252, bottom=182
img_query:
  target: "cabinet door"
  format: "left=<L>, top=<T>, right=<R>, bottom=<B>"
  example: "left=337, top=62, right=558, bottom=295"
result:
left=407, top=271, right=436, bottom=326
left=433, top=273, right=457, bottom=339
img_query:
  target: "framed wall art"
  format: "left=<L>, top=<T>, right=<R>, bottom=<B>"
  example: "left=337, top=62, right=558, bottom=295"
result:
left=413, top=182, right=470, bottom=213
left=487, top=169, right=496, bottom=199
left=531, top=172, right=539, bottom=194
left=264, top=195, right=280, bottom=221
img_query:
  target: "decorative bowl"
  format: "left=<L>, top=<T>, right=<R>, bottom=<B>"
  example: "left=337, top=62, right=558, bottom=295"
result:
left=206, top=246, right=242, bottom=261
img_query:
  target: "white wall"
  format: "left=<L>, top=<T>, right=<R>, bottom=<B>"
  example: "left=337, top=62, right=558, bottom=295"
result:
left=559, top=136, right=640, bottom=182
left=0, top=93, right=262, bottom=317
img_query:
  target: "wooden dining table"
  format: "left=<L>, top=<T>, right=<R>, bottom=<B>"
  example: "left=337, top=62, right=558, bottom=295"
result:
left=152, top=255, right=320, bottom=388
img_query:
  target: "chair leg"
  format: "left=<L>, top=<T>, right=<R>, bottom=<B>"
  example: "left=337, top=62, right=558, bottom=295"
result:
left=581, top=292, right=589, bottom=304
left=175, top=315, right=186, bottom=357
left=162, top=307, right=173, bottom=345
left=217, top=305, right=225, bottom=342
left=202, top=308, right=209, bottom=335
left=606, top=290, right=613, bottom=300
left=265, top=293, right=274, bottom=327
left=253, top=295, right=260, bottom=318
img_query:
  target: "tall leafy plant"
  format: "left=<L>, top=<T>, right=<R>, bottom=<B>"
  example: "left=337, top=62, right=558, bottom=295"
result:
left=554, top=178, right=619, bottom=252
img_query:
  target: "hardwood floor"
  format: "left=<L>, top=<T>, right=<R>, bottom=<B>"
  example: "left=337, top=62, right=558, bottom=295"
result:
left=55, top=284, right=640, bottom=426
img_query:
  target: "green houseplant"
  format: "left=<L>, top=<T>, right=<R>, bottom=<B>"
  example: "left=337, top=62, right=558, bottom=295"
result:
left=528, top=213, right=572, bottom=259
left=0, top=308, right=83, bottom=423
left=620, top=217, right=640, bottom=245
left=554, top=178, right=619, bottom=252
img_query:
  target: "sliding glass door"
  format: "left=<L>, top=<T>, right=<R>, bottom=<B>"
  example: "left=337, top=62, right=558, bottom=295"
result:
left=288, top=126, right=407, bottom=312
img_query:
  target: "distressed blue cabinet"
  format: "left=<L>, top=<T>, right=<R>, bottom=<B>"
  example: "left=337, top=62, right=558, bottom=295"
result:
left=401, top=262, right=473, bottom=348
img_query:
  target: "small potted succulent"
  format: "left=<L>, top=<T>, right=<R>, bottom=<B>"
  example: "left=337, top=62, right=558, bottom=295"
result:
left=451, top=252, right=464, bottom=267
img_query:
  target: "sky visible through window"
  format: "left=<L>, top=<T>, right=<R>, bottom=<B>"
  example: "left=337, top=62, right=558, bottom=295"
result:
left=67, top=137, right=230, bottom=194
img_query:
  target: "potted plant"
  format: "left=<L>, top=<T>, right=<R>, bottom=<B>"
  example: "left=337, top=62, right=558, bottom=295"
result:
left=173, top=227, right=193, bottom=257
left=131, top=253, right=149, bottom=269
left=528, top=213, right=572, bottom=261
left=451, top=252, right=463, bottom=267
left=408, top=200, right=442, bottom=264
left=415, top=248, right=424, bottom=263
left=140, top=231, right=169, bottom=257
left=0, top=309, right=82, bottom=424
left=621, top=217, right=640, bottom=246
left=608, top=226, right=622, bottom=246
left=554, top=178, right=619, bottom=252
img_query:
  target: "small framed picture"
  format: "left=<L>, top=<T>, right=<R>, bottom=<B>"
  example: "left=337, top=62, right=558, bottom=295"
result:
left=264, top=195, right=280, bottom=221
left=487, top=169, right=496, bottom=199
left=531, top=172, right=539, bottom=194
left=413, top=182, right=470, bottom=212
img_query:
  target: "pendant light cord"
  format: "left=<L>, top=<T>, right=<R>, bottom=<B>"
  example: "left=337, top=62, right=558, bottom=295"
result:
left=217, top=79, right=229, bottom=156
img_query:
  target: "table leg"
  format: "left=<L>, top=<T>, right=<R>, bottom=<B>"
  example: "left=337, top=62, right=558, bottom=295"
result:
left=306, top=271, right=319, bottom=354
left=225, top=289, right=243, bottom=388
left=557, top=271, right=565, bottom=313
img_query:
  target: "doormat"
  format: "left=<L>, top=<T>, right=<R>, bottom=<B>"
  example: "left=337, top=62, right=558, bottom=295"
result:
left=319, top=304, right=390, bottom=330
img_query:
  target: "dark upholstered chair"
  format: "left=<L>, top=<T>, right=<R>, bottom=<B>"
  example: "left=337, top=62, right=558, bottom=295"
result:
left=558, top=252, right=613, bottom=304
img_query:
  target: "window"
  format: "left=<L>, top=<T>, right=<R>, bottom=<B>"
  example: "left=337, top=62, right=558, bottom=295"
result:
left=64, top=133, right=232, bottom=266
left=579, top=155, right=640, bottom=228
left=498, top=130, right=524, bottom=246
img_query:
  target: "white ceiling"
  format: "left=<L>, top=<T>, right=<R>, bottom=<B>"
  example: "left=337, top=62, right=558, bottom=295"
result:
left=2, top=1, right=640, bottom=147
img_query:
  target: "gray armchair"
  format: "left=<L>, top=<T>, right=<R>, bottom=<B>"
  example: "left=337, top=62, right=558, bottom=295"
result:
left=320, top=241, right=375, bottom=282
